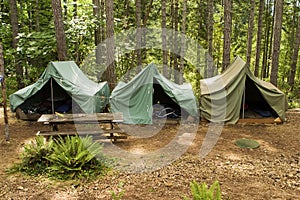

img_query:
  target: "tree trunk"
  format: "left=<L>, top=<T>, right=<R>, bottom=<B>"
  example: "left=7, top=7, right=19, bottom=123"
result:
left=123, top=0, right=130, bottom=29
left=35, top=0, right=40, bottom=31
left=52, top=0, right=68, bottom=61
left=142, top=0, right=153, bottom=27
left=169, top=0, right=174, bottom=77
left=207, top=0, right=214, bottom=78
left=289, top=13, right=300, bottom=89
left=254, top=0, right=264, bottom=77
left=162, top=0, right=168, bottom=77
left=93, top=0, right=101, bottom=65
left=246, top=0, right=255, bottom=68
left=135, top=0, right=142, bottom=72
left=222, top=0, right=232, bottom=71
left=179, top=0, right=187, bottom=84
left=270, top=0, right=283, bottom=86
left=173, top=0, right=179, bottom=83
left=0, top=42, right=9, bottom=141
left=9, top=0, right=24, bottom=89
left=105, top=0, right=116, bottom=90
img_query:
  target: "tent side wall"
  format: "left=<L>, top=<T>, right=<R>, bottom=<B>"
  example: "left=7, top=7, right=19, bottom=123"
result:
left=110, top=65, right=155, bottom=124
left=200, top=57, right=246, bottom=124
left=200, top=73, right=246, bottom=124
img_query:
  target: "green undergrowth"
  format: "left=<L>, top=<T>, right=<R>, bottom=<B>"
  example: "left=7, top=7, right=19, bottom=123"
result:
left=8, top=135, right=112, bottom=180
left=183, top=180, right=222, bottom=200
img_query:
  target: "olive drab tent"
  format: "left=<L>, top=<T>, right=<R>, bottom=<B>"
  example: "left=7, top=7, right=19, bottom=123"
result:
left=200, top=56, right=288, bottom=124
left=109, top=63, right=199, bottom=124
left=10, top=61, right=109, bottom=118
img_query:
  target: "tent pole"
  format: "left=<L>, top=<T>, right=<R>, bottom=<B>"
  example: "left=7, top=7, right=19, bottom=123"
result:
left=242, top=87, right=245, bottom=119
left=51, top=78, right=54, bottom=114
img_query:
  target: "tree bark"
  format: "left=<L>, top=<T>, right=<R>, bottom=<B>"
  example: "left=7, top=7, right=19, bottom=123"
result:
left=105, top=0, right=116, bottom=90
left=254, top=0, right=264, bottom=77
left=35, top=0, right=40, bottom=31
left=289, top=13, right=300, bottom=89
left=207, top=0, right=214, bottom=78
left=0, top=42, right=9, bottom=141
left=179, top=0, right=187, bottom=84
left=9, top=0, right=24, bottom=89
left=173, top=0, right=179, bottom=83
left=222, top=0, right=232, bottom=71
left=270, top=0, right=283, bottom=86
left=162, top=0, right=168, bottom=78
left=135, top=0, right=142, bottom=72
left=52, top=0, right=68, bottom=61
left=93, top=0, right=101, bottom=65
left=262, top=0, right=273, bottom=79
left=169, top=0, right=174, bottom=77
left=246, top=0, right=255, bottom=68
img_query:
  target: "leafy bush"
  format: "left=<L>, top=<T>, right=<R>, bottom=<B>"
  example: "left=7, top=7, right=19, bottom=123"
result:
left=9, top=135, right=110, bottom=180
left=46, top=135, right=107, bottom=179
left=183, top=180, right=222, bottom=200
left=9, top=136, right=52, bottom=175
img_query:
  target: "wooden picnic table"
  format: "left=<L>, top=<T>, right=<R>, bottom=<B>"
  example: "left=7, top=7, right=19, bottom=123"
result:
left=36, top=112, right=127, bottom=142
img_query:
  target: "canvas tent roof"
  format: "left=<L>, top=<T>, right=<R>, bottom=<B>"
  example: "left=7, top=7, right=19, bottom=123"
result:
left=109, top=63, right=199, bottom=124
left=200, top=56, right=288, bottom=124
left=10, top=61, right=109, bottom=114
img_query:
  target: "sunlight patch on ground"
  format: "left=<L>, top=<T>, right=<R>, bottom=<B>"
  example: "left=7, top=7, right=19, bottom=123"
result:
left=256, top=139, right=278, bottom=153
left=129, top=147, right=147, bottom=155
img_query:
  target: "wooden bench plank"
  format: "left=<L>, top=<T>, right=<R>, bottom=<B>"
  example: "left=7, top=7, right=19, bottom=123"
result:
left=36, top=129, right=128, bottom=142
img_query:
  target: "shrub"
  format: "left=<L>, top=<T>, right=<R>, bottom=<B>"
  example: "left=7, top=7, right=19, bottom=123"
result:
left=183, top=180, right=222, bottom=200
left=9, top=136, right=52, bottom=175
left=46, top=135, right=108, bottom=180
left=9, top=135, right=110, bottom=180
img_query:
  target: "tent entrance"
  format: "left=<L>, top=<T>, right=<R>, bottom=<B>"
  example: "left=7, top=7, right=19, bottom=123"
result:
left=18, top=79, right=83, bottom=117
left=152, top=78, right=188, bottom=119
left=241, top=77, right=278, bottom=119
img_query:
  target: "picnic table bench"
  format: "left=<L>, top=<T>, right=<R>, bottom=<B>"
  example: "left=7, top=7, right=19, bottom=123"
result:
left=37, top=112, right=127, bottom=142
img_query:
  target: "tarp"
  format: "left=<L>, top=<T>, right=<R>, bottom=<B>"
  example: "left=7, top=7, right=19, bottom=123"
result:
left=110, top=63, right=199, bottom=124
left=10, top=61, right=110, bottom=114
left=200, top=56, right=288, bottom=124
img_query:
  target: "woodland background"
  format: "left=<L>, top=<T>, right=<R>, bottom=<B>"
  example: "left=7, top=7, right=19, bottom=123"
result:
left=0, top=0, right=300, bottom=107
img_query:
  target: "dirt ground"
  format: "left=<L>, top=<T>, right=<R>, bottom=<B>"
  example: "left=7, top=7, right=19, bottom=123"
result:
left=0, top=110, right=299, bottom=200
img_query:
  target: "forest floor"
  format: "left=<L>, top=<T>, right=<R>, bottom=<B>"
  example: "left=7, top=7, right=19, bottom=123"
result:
left=0, top=109, right=299, bottom=200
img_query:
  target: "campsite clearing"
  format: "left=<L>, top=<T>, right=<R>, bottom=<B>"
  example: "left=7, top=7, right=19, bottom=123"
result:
left=0, top=110, right=299, bottom=199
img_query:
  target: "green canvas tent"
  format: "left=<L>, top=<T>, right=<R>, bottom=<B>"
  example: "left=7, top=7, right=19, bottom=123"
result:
left=110, top=63, right=199, bottom=124
left=200, top=56, right=288, bottom=124
left=10, top=61, right=109, bottom=117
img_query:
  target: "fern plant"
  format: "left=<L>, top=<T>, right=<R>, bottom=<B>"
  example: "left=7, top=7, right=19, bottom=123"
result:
left=46, top=135, right=106, bottom=179
left=183, top=180, right=222, bottom=200
left=9, top=136, right=52, bottom=175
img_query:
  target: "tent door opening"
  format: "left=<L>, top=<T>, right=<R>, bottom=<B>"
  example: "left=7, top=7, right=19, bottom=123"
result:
left=152, top=78, right=188, bottom=119
left=18, top=79, right=83, bottom=116
left=240, top=77, right=278, bottom=118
